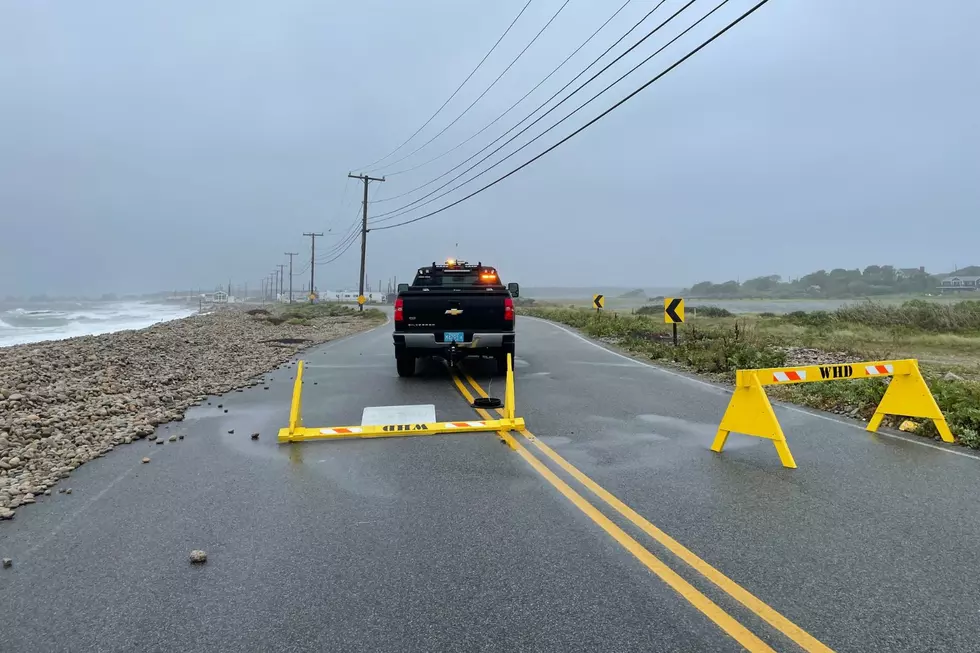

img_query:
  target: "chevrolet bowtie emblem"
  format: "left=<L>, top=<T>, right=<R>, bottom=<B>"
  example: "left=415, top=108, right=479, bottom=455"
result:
left=445, top=308, right=464, bottom=316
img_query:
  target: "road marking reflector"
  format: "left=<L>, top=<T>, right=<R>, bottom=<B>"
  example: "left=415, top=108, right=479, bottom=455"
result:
left=712, top=358, right=953, bottom=468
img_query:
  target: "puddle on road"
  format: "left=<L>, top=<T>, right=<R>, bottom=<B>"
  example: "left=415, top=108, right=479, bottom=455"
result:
left=547, top=413, right=762, bottom=452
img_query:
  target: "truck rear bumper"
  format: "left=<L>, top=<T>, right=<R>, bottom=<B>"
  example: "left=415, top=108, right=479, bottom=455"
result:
left=394, top=332, right=514, bottom=351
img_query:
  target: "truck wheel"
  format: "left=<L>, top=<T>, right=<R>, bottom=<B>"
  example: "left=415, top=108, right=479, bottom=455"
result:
left=494, top=351, right=513, bottom=377
left=396, top=354, right=416, bottom=378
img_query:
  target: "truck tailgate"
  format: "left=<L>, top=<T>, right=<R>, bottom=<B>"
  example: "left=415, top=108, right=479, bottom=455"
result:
left=401, top=290, right=511, bottom=332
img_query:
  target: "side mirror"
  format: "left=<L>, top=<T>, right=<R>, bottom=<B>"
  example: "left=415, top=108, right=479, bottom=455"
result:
left=507, top=282, right=520, bottom=298
left=397, top=283, right=409, bottom=293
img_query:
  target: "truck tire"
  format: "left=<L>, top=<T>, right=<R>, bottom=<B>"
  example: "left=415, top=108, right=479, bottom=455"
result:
left=494, top=348, right=515, bottom=377
left=396, top=354, right=416, bottom=378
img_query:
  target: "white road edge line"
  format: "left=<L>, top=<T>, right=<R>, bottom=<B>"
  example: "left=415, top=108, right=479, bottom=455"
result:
left=524, top=316, right=980, bottom=462
left=23, top=463, right=141, bottom=559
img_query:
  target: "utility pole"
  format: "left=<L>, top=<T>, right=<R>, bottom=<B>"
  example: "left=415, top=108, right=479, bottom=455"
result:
left=285, top=252, right=299, bottom=304
left=303, top=232, right=324, bottom=303
left=348, top=172, right=385, bottom=311
left=277, top=264, right=286, bottom=300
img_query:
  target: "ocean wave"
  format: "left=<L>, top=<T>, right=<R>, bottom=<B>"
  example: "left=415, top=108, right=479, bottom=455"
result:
left=0, top=301, right=198, bottom=347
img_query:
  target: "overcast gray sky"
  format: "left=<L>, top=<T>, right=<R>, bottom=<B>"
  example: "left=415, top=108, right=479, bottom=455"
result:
left=1, top=0, right=977, bottom=296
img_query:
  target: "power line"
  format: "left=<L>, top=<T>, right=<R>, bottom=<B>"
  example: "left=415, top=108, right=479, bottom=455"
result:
left=368, top=0, right=572, bottom=175
left=311, top=176, right=386, bottom=270
left=354, top=0, right=534, bottom=172
left=378, top=0, right=635, bottom=185
left=369, top=0, right=673, bottom=215
left=315, top=207, right=363, bottom=261
left=373, top=0, right=770, bottom=232
left=318, top=232, right=361, bottom=266
left=370, top=0, right=688, bottom=224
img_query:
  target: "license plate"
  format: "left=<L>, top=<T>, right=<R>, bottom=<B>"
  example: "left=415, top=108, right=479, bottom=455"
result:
left=444, top=331, right=465, bottom=343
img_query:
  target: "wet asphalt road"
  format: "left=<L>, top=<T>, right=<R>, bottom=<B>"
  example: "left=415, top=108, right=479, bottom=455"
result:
left=2, top=316, right=979, bottom=652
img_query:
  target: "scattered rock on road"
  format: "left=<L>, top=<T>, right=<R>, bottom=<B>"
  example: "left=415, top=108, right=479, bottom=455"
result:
left=0, top=306, right=378, bottom=522
left=141, top=457, right=151, bottom=464
left=2, top=558, right=11, bottom=568
left=168, top=435, right=177, bottom=442
left=251, top=432, right=260, bottom=440
left=189, top=550, right=207, bottom=564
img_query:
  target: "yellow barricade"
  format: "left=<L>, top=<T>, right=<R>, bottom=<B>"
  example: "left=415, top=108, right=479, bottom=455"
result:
left=278, top=355, right=525, bottom=443
left=711, top=359, right=953, bottom=469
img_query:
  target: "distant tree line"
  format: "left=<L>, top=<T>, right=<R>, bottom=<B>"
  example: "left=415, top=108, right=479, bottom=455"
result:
left=682, top=265, right=961, bottom=299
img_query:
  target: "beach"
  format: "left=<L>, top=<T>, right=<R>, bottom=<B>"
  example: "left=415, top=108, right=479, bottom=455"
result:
left=0, top=304, right=386, bottom=520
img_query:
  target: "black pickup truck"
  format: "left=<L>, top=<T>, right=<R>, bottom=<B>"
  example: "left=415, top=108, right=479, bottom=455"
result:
left=392, top=259, right=519, bottom=377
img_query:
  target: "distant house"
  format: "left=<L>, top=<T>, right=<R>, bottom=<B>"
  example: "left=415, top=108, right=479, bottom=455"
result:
left=938, top=276, right=980, bottom=292
left=896, top=266, right=926, bottom=280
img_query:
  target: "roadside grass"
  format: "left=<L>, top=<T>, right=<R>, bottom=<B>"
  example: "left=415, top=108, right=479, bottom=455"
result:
left=519, top=300, right=980, bottom=450
left=248, top=303, right=386, bottom=326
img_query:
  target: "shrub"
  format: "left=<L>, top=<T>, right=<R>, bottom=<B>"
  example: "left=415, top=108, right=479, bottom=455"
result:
left=835, top=299, right=980, bottom=332
left=782, top=310, right=834, bottom=328
left=692, top=305, right=733, bottom=318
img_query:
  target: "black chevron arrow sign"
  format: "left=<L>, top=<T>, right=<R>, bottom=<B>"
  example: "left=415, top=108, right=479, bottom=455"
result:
left=664, top=297, right=684, bottom=324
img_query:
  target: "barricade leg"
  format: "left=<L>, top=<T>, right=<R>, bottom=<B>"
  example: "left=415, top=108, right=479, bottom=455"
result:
left=278, top=360, right=305, bottom=441
left=504, top=353, right=515, bottom=421
left=290, top=361, right=304, bottom=434
left=711, top=370, right=797, bottom=469
left=867, top=360, right=954, bottom=443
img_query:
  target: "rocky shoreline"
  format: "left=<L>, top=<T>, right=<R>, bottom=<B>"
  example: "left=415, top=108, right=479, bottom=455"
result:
left=0, top=306, right=384, bottom=520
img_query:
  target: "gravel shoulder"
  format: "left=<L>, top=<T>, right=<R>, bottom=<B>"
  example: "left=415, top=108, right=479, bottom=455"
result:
left=0, top=305, right=385, bottom=521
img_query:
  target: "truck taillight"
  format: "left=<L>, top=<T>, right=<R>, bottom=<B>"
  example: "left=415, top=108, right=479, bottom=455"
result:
left=504, top=296, right=514, bottom=321
left=395, top=297, right=404, bottom=323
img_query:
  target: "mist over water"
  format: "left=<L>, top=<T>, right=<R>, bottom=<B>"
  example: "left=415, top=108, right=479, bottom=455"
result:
left=0, top=301, right=197, bottom=347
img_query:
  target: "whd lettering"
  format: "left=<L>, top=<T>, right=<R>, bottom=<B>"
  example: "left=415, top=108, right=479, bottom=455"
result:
left=818, top=365, right=853, bottom=380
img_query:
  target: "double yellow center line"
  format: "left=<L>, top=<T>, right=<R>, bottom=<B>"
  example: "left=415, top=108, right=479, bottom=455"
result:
left=449, top=366, right=834, bottom=653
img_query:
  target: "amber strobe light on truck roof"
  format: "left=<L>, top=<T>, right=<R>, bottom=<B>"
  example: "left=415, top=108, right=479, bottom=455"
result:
left=415, top=261, right=501, bottom=284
